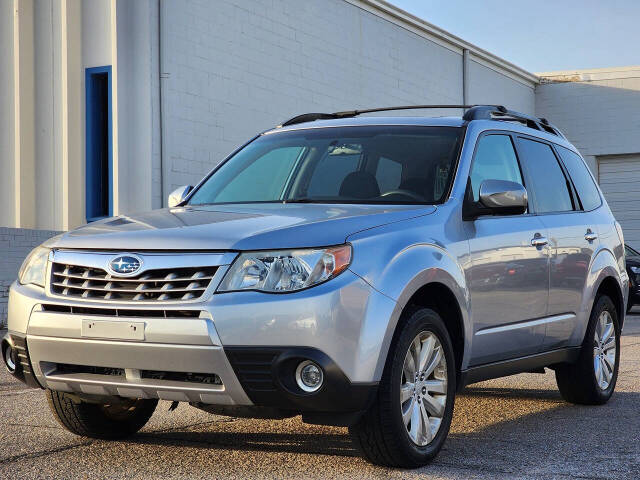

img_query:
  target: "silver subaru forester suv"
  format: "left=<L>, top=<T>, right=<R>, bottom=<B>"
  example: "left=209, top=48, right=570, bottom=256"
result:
left=3, top=105, right=628, bottom=468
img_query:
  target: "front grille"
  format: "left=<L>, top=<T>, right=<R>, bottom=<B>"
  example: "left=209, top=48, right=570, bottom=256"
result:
left=50, top=263, right=218, bottom=302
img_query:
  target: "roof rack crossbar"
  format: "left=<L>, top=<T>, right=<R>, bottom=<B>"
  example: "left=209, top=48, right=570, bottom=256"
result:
left=463, top=106, right=565, bottom=138
left=278, top=104, right=565, bottom=138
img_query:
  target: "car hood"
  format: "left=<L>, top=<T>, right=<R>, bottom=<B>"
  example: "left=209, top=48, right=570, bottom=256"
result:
left=627, top=255, right=640, bottom=268
left=47, top=203, right=436, bottom=251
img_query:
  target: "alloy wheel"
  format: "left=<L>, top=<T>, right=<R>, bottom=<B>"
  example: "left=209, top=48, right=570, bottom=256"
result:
left=593, top=310, right=616, bottom=390
left=400, top=331, right=448, bottom=446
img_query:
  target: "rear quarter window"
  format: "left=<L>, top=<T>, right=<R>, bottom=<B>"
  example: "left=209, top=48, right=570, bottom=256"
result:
left=556, top=145, right=602, bottom=211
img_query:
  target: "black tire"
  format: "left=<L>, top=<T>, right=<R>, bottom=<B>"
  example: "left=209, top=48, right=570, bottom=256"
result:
left=626, top=287, right=633, bottom=314
left=349, top=307, right=456, bottom=468
left=46, top=389, right=158, bottom=439
left=555, top=295, right=620, bottom=405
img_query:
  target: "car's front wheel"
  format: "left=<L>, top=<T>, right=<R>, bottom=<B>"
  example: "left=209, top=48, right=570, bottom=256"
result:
left=47, top=390, right=158, bottom=439
left=349, top=307, right=456, bottom=468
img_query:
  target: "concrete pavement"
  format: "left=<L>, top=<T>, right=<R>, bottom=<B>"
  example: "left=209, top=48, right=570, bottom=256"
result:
left=1, top=316, right=639, bottom=479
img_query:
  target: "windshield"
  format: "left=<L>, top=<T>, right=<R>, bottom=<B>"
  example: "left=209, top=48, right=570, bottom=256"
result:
left=626, top=244, right=640, bottom=257
left=188, top=126, right=464, bottom=206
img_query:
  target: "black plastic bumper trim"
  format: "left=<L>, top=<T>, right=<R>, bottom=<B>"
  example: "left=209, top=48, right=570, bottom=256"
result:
left=225, top=346, right=378, bottom=419
left=459, top=347, right=580, bottom=389
left=3, top=333, right=43, bottom=389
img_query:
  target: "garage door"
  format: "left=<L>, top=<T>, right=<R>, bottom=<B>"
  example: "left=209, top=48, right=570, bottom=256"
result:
left=598, top=155, right=640, bottom=250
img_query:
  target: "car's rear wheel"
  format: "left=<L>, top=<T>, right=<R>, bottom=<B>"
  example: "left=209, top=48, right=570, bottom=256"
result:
left=555, top=295, right=620, bottom=405
left=46, top=389, right=158, bottom=439
left=349, top=307, right=456, bottom=468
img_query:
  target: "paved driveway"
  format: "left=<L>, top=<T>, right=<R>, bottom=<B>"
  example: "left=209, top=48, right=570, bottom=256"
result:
left=1, top=316, right=639, bottom=479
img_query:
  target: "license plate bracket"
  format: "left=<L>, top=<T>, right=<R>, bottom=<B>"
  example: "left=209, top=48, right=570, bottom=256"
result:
left=81, top=320, right=145, bottom=341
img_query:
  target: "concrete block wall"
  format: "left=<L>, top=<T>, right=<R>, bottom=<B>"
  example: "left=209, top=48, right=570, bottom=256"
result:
left=0, top=228, right=60, bottom=328
left=161, top=0, right=536, bottom=192
left=535, top=67, right=640, bottom=175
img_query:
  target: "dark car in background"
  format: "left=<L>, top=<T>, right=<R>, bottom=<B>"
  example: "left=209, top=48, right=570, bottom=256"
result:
left=626, top=244, right=640, bottom=313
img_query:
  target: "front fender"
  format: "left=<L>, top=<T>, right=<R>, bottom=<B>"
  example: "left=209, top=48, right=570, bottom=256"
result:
left=349, top=241, right=472, bottom=377
left=572, top=247, right=628, bottom=345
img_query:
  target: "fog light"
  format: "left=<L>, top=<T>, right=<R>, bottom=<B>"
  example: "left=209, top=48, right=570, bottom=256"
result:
left=295, top=360, right=323, bottom=392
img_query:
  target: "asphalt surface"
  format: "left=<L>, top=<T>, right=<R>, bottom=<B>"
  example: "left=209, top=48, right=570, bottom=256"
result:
left=1, top=316, right=640, bottom=479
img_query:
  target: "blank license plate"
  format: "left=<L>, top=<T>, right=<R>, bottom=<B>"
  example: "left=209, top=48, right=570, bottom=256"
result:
left=81, top=320, right=145, bottom=341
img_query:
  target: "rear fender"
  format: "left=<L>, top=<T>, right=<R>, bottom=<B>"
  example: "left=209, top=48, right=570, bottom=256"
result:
left=573, top=247, right=627, bottom=345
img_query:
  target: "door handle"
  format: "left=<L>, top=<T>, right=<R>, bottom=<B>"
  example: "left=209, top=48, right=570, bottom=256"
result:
left=585, top=229, right=598, bottom=242
left=531, top=233, right=548, bottom=247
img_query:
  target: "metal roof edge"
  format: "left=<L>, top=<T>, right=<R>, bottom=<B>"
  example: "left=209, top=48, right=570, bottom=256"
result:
left=344, top=0, right=539, bottom=87
left=537, top=65, right=640, bottom=83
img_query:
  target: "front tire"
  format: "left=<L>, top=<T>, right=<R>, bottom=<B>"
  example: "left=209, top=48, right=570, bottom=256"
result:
left=47, top=390, right=158, bottom=439
left=349, top=307, right=456, bottom=468
left=555, top=295, right=620, bottom=405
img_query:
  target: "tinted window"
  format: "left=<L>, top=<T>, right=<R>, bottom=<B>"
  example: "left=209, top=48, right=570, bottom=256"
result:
left=307, top=153, right=361, bottom=197
left=375, top=157, right=402, bottom=193
left=470, top=135, right=523, bottom=202
left=213, top=147, right=303, bottom=203
left=188, top=126, right=464, bottom=205
left=517, top=138, right=574, bottom=213
left=556, top=145, right=601, bottom=211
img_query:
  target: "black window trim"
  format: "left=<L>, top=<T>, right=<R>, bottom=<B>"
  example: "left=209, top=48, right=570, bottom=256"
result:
left=513, top=134, right=581, bottom=216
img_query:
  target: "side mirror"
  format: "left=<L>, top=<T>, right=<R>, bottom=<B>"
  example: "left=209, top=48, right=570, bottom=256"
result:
left=478, top=179, right=528, bottom=214
left=463, top=178, right=527, bottom=220
left=168, top=185, right=193, bottom=208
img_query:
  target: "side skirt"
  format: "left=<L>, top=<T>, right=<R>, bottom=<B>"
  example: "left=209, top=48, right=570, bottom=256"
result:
left=458, top=347, right=581, bottom=390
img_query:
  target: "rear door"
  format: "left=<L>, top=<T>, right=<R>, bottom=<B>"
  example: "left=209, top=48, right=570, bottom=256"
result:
left=515, top=137, right=597, bottom=350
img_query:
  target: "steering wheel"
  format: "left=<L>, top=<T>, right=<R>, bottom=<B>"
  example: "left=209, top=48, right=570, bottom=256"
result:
left=380, top=189, right=426, bottom=202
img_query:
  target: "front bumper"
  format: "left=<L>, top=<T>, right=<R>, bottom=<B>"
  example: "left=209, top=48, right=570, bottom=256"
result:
left=6, top=270, right=394, bottom=418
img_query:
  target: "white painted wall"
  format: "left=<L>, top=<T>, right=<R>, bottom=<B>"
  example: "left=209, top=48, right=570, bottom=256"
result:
left=468, top=59, right=535, bottom=115
left=1, top=0, right=537, bottom=229
left=535, top=67, right=640, bottom=175
left=159, top=0, right=536, bottom=195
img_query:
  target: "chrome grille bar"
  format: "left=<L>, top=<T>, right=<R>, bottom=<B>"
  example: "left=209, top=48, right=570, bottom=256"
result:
left=48, top=250, right=235, bottom=303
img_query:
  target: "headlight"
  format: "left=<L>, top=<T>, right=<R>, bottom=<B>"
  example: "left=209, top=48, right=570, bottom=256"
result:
left=631, top=266, right=640, bottom=274
left=18, top=247, right=50, bottom=287
left=218, top=245, right=352, bottom=293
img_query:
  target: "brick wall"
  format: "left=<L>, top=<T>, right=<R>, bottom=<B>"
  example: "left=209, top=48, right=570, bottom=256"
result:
left=0, top=228, right=60, bottom=327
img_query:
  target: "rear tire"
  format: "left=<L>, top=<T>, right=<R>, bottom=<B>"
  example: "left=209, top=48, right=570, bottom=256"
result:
left=46, top=389, right=158, bottom=439
left=555, top=295, right=620, bottom=405
left=349, top=307, right=456, bottom=468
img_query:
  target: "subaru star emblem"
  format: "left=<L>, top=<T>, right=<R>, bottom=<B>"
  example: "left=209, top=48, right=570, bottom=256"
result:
left=107, top=254, right=143, bottom=277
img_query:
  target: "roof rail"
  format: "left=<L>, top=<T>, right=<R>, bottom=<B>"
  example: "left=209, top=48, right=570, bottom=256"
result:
left=278, top=104, right=565, bottom=138
left=279, top=105, right=480, bottom=127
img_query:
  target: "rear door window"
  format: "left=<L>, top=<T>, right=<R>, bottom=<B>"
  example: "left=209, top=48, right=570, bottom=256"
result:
left=516, top=138, right=574, bottom=214
left=556, top=145, right=601, bottom=211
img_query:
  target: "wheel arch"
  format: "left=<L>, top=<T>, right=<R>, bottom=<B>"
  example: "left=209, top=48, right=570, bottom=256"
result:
left=594, top=276, right=624, bottom=330
left=578, top=247, right=627, bottom=344
left=399, top=282, right=466, bottom=386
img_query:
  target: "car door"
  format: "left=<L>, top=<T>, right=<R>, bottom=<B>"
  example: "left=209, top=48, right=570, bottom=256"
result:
left=465, top=133, right=550, bottom=366
left=516, top=139, right=600, bottom=350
